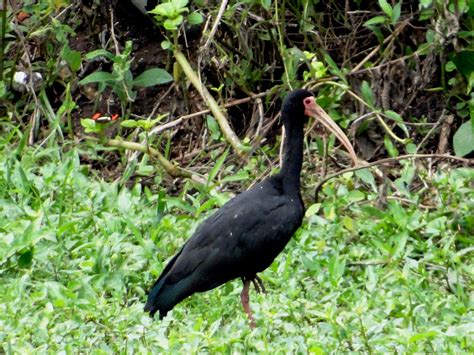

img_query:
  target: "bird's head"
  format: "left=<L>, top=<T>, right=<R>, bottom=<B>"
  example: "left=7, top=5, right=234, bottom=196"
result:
left=282, top=89, right=359, bottom=166
left=281, top=89, right=314, bottom=124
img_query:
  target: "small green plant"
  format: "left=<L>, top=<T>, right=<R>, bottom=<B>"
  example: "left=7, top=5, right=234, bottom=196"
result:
left=80, top=117, right=112, bottom=135
left=120, top=113, right=169, bottom=152
left=302, top=51, right=327, bottom=81
left=363, top=0, right=402, bottom=41
left=149, top=0, right=203, bottom=50
left=79, top=41, right=173, bottom=115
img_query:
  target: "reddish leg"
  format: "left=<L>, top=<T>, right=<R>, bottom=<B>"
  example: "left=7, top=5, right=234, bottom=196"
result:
left=240, top=279, right=256, bottom=328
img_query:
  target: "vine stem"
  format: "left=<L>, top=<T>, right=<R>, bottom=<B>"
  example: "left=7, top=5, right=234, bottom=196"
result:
left=314, top=154, right=473, bottom=202
left=174, top=49, right=245, bottom=157
left=82, top=135, right=206, bottom=185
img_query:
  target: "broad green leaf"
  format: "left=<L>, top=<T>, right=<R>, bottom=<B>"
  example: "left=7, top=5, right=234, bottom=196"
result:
left=150, top=113, right=169, bottom=125
left=324, top=204, right=336, bottom=220
left=137, top=165, right=154, bottom=176
left=85, top=49, right=115, bottom=61
left=416, top=42, right=433, bottom=56
left=207, top=149, right=228, bottom=184
left=323, top=52, right=346, bottom=81
left=453, top=119, right=474, bottom=157
left=364, top=16, right=386, bottom=27
left=80, top=118, right=105, bottom=133
left=370, top=24, right=385, bottom=43
left=120, top=120, right=142, bottom=129
left=452, top=50, right=474, bottom=77
left=132, top=68, right=173, bottom=87
left=79, top=71, right=115, bottom=85
left=342, top=216, right=354, bottom=231
left=372, top=239, right=391, bottom=255
left=164, top=15, right=184, bottom=30
left=409, top=331, right=438, bottom=343
left=355, top=168, right=377, bottom=191
left=206, top=115, right=221, bottom=141
left=149, top=2, right=176, bottom=17
left=384, top=135, right=399, bottom=156
left=61, top=44, right=81, bottom=72
left=328, top=255, right=346, bottom=286
left=392, top=231, right=408, bottom=259
left=360, top=81, right=374, bottom=107
left=389, top=201, right=407, bottom=227
left=425, top=216, right=448, bottom=237
left=305, top=203, right=321, bottom=217
left=419, top=0, right=432, bottom=8
left=391, top=2, right=401, bottom=23
left=260, top=0, right=271, bottom=9
left=187, top=12, right=203, bottom=25
left=161, top=40, right=172, bottom=50
left=384, top=110, right=403, bottom=123
left=174, top=0, right=189, bottom=9
left=347, top=190, right=366, bottom=202
left=221, top=170, right=250, bottom=182
left=378, top=0, right=393, bottom=18
left=405, top=142, right=417, bottom=154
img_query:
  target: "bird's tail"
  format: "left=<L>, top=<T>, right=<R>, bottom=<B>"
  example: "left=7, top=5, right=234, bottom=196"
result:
left=144, top=248, right=188, bottom=319
left=144, top=275, right=169, bottom=319
left=144, top=273, right=195, bottom=319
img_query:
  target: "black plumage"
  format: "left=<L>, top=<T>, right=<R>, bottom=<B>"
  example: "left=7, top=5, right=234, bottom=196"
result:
left=144, top=89, right=357, bottom=324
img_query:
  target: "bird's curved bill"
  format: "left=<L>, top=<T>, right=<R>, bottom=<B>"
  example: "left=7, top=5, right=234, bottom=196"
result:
left=304, top=97, right=358, bottom=166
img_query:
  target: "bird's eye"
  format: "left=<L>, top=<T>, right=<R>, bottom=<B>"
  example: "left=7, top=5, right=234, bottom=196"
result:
left=303, top=97, right=312, bottom=105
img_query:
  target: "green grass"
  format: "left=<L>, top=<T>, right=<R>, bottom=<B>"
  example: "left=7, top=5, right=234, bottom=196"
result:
left=0, top=146, right=473, bottom=353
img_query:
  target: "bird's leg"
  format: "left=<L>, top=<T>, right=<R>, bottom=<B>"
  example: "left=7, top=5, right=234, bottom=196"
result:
left=250, top=275, right=266, bottom=294
left=251, top=278, right=261, bottom=293
left=240, top=278, right=256, bottom=328
left=255, top=275, right=266, bottom=294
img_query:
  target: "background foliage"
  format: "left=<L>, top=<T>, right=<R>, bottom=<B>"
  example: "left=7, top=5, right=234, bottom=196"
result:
left=1, top=0, right=473, bottom=352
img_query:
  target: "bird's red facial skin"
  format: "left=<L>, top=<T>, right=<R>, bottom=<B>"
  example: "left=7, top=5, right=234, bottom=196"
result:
left=303, top=96, right=317, bottom=117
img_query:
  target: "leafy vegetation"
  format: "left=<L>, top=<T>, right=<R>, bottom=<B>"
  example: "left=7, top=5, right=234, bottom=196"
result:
left=1, top=0, right=473, bottom=352
left=1, top=143, right=473, bottom=352
left=79, top=41, right=173, bottom=115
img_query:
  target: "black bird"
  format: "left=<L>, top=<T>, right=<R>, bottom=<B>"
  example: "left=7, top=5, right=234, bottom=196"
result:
left=144, top=89, right=358, bottom=325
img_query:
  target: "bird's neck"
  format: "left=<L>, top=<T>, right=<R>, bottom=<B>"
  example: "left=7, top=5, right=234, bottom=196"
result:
left=279, top=121, right=304, bottom=193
